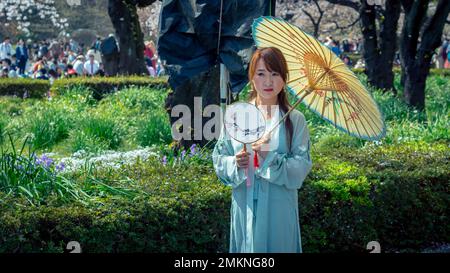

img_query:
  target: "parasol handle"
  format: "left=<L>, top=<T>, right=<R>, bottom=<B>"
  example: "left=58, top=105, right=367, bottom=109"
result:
left=241, top=143, right=251, bottom=187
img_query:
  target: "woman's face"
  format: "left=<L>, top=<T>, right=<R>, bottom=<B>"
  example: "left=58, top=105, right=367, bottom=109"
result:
left=252, top=59, right=285, bottom=104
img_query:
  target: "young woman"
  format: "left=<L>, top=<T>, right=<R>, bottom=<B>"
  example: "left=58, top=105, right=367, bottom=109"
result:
left=213, top=47, right=313, bottom=253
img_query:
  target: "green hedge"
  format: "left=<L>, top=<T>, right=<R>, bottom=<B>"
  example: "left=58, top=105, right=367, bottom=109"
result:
left=301, top=141, right=449, bottom=252
left=0, top=77, right=169, bottom=100
left=50, top=76, right=169, bottom=99
left=0, top=78, right=50, bottom=98
left=352, top=67, right=450, bottom=77
left=0, top=141, right=448, bottom=253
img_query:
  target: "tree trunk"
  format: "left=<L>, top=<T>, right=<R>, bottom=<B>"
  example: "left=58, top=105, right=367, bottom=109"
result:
left=360, top=0, right=400, bottom=93
left=403, top=63, right=428, bottom=110
left=108, top=0, right=148, bottom=75
left=165, top=65, right=221, bottom=149
left=400, top=0, right=450, bottom=110
left=376, top=0, right=401, bottom=93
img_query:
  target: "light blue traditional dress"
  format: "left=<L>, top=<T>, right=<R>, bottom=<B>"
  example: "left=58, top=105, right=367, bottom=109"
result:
left=213, top=107, right=313, bottom=253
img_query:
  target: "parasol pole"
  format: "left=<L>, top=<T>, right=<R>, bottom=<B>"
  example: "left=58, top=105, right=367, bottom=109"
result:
left=264, top=69, right=329, bottom=137
left=264, top=87, right=311, bottom=137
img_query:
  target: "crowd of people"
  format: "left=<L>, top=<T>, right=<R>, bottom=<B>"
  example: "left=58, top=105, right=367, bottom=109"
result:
left=435, top=38, right=450, bottom=69
left=1, top=33, right=448, bottom=82
left=322, top=36, right=362, bottom=67
left=322, top=35, right=450, bottom=70
left=0, top=35, right=164, bottom=81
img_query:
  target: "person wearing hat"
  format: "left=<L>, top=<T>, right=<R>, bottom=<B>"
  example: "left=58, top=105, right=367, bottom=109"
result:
left=83, top=52, right=100, bottom=76
left=73, top=55, right=85, bottom=76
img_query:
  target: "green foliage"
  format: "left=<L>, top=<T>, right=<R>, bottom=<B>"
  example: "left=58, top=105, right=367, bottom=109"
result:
left=50, top=76, right=168, bottom=100
left=0, top=141, right=447, bottom=252
left=0, top=74, right=448, bottom=253
left=0, top=136, right=88, bottom=206
left=300, top=141, right=449, bottom=252
left=27, top=107, right=73, bottom=150
left=351, top=68, right=450, bottom=77
left=0, top=117, right=6, bottom=145
left=0, top=78, right=49, bottom=98
left=136, top=111, right=173, bottom=146
left=71, top=115, right=123, bottom=152
left=1, top=85, right=171, bottom=156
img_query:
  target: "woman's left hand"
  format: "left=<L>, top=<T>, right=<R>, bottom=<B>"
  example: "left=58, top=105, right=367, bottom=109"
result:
left=252, top=134, right=271, bottom=159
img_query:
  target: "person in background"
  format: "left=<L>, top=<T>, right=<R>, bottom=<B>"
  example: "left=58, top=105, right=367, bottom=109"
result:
left=330, top=40, right=341, bottom=57
left=83, top=52, right=100, bottom=76
left=66, top=64, right=78, bottom=77
left=35, top=68, right=49, bottom=80
left=95, top=63, right=105, bottom=77
left=48, top=69, right=58, bottom=84
left=445, top=39, right=450, bottom=69
left=38, top=40, right=49, bottom=59
left=92, top=36, right=102, bottom=52
left=0, top=67, right=8, bottom=78
left=354, top=58, right=365, bottom=69
left=342, top=55, right=353, bottom=67
left=1, top=58, right=11, bottom=73
left=100, top=34, right=119, bottom=76
left=0, top=37, right=13, bottom=61
left=15, top=39, right=29, bottom=75
left=73, top=55, right=85, bottom=76
left=49, top=39, right=62, bottom=60
left=435, top=39, right=447, bottom=69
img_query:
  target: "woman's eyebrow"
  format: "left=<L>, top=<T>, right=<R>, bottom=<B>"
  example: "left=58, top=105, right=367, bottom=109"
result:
left=257, top=69, right=266, bottom=72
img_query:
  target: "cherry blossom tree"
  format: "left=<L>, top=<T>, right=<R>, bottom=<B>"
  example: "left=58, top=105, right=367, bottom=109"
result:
left=137, top=1, right=161, bottom=42
left=276, top=0, right=360, bottom=38
left=0, top=0, right=68, bottom=37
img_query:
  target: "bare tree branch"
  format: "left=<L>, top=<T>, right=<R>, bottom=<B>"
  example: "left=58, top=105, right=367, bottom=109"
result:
left=301, top=0, right=324, bottom=37
left=302, top=9, right=316, bottom=25
left=324, top=0, right=360, bottom=11
left=312, top=0, right=322, bottom=13
left=332, top=16, right=360, bottom=30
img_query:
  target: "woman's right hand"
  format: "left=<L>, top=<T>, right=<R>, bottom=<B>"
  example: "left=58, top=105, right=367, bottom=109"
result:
left=235, top=149, right=250, bottom=169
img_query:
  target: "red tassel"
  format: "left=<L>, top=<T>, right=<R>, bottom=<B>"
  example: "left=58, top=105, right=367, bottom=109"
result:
left=253, top=152, right=259, bottom=168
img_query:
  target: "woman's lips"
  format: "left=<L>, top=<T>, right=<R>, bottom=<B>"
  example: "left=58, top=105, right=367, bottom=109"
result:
left=264, top=88, right=273, bottom=92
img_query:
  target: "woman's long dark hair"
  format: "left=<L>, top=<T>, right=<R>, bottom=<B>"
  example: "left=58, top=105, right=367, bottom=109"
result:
left=248, top=47, right=293, bottom=151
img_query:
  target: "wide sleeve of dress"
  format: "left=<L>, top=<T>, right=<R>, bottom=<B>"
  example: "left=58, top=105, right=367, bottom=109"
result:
left=255, top=111, right=312, bottom=190
left=212, top=132, right=247, bottom=188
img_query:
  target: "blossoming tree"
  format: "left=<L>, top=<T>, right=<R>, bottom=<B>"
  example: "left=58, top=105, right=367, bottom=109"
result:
left=0, top=0, right=68, bottom=37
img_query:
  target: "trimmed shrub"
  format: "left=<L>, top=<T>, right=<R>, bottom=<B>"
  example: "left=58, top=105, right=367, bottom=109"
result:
left=351, top=67, right=450, bottom=77
left=50, top=76, right=168, bottom=100
left=0, top=142, right=447, bottom=253
left=0, top=78, right=49, bottom=98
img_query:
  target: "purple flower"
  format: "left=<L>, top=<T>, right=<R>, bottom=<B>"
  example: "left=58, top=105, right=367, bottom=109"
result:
left=162, top=155, right=167, bottom=166
left=181, top=150, right=186, bottom=160
left=189, top=144, right=197, bottom=156
left=36, top=155, right=54, bottom=169
left=35, top=157, right=43, bottom=166
left=56, top=162, right=65, bottom=172
left=44, top=159, right=53, bottom=169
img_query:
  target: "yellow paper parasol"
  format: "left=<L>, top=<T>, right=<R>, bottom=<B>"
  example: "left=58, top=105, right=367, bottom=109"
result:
left=252, top=16, right=386, bottom=140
